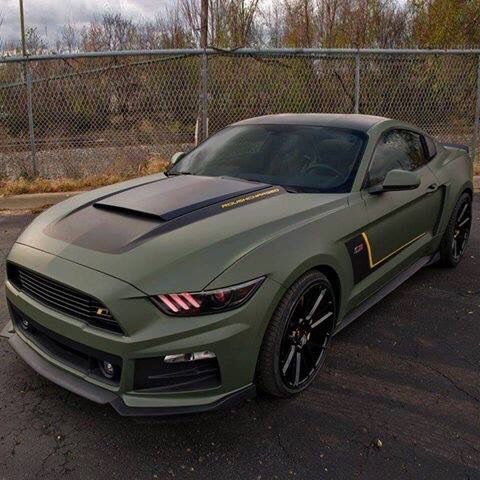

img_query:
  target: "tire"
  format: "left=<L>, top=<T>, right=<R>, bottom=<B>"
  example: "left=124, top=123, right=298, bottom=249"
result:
left=256, top=270, right=336, bottom=398
left=439, top=192, right=472, bottom=268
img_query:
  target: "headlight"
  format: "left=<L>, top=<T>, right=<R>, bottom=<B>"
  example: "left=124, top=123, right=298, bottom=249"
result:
left=151, top=277, right=265, bottom=316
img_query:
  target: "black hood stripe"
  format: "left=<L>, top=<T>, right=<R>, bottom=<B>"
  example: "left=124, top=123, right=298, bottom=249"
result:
left=45, top=184, right=286, bottom=254
left=128, top=186, right=285, bottom=249
left=93, top=175, right=269, bottom=221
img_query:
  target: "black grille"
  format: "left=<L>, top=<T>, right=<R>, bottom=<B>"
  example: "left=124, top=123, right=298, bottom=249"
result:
left=7, top=262, right=123, bottom=334
left=8, top=302, right=122, bottom=386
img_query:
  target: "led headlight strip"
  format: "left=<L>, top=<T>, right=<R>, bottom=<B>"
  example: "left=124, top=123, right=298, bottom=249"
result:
left=152, top=277, right=265, bottom=316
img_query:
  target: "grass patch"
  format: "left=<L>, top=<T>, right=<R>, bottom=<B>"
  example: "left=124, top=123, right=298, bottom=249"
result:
left=0, top=155, right=170, bottom=196
left=1, top=156, right=479, bottom=197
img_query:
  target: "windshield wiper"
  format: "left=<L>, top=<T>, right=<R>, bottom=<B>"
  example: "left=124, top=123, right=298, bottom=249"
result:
left=165, top=171, right=194, bottom=177
left=219, top=175, right=269, bottom=185
left=283, top=186, right=301, bottom=193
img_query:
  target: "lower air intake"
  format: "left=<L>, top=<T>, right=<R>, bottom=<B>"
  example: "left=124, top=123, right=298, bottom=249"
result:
left=134, top=356, right=221, bottom=392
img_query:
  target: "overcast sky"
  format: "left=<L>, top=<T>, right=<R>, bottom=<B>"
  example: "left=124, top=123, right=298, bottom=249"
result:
left=1, top=0, right=171, bottom=43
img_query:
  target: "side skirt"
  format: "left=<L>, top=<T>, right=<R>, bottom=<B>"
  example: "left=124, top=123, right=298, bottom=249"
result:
left=333, top=253, right=437, bottom=335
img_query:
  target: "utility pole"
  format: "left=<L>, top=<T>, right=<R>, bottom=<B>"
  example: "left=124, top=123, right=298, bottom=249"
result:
left=199, top=0, right=208, bottom=142
left=19, top=0, right=28, bottom=58
left=200, top=0, right=208, bottom=49
left=19, top=0, right=38, bottom=176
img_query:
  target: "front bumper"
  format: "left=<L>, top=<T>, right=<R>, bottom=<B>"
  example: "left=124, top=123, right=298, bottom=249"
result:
left=5, top=243, right=282, bottom=415
left=8, top=331, right=255, bottom=416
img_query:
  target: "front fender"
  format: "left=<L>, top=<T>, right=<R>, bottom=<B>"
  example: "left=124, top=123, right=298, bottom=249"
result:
left=206, top=218, right=352, bottom=323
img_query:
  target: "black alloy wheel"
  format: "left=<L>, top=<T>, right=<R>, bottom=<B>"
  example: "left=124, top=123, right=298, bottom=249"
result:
left=256, top=271, right=336, bottom=397
left=440, top=192, right=472, bottom=267
left=279, top=283, right=334, bottom=389
left=451, top=197, right=472, bottom=261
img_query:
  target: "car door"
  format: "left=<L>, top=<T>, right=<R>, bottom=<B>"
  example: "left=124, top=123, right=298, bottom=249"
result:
left=359, top=129, right=443, bottom=290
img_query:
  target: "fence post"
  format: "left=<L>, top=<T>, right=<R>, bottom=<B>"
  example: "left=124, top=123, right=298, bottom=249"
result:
left=198, top=0, right=209, bottom=143
left=354, top=51, right=360, bottom=114
left=473, top=54, right=480, bottom=165
left=200, top=51, right=209, bottom=141
left=25, top=69, right=38, bottom=177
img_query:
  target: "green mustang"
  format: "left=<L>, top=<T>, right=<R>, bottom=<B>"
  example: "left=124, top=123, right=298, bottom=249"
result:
left=4, top=114, right=473, bottom=415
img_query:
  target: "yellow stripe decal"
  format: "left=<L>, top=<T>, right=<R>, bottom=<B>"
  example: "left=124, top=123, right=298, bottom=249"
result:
left=361, top=231, right=427, bottom=269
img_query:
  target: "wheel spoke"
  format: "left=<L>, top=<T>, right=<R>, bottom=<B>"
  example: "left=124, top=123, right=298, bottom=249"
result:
left=458, top=203, right=468, bottom=221
left=305, top=289, right=325, bottom=321
left=294, top=352, right=301, bottom=386
left=282, top=345, right=296, bottom=374
left=452, top=200, right=471, bottom=259
left=310, top=311, right=333, bottom=329
left=453, top=238, right=458, bottom=258
left=279, top=281, right=334, bottom=389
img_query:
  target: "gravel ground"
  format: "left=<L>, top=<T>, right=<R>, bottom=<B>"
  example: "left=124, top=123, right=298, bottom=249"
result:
left=0, top=197, right=479, bottom=480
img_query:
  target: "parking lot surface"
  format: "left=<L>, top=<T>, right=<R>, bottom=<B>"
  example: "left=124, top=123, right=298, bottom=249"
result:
left=0, top=197, right=479, bottom=480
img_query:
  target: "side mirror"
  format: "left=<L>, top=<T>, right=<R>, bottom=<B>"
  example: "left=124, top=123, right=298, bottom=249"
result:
left=170, top=152, right=185, bottom=165
left=369, top=169, right=421, bottom=195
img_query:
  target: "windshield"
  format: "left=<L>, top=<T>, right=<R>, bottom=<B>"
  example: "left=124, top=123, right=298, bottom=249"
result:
left=169, top=124, right=367, bottom=193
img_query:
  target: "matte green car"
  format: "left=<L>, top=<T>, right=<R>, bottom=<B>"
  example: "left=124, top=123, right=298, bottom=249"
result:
left=4, top=114, right=473, bottom=415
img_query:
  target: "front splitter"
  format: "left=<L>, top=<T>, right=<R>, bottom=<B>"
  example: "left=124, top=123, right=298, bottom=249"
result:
left=8, top=332, right=256, bottom=416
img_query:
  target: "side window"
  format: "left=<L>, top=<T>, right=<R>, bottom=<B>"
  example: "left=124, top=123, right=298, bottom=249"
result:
left=367, top=129, right=427, bottom=187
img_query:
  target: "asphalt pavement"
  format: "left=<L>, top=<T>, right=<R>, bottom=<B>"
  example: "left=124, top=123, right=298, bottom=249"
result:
left=0, top=197, right=479, bottom=480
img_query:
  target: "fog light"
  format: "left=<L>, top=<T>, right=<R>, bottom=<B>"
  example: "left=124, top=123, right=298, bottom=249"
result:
left=164, top=351, right=216, bottom=363
left=21, top=318, right=30, bottom=331
left=99, top=360, right=116, bottom=379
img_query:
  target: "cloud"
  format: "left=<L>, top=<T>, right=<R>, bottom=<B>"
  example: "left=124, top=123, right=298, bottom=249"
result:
left=0, top=0, right=171, bottom=43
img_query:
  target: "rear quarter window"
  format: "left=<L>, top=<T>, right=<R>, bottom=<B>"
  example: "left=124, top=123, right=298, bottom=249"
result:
left=397, top=130, right=427, bottom=170
left=423, top=136, right=437, bottom=160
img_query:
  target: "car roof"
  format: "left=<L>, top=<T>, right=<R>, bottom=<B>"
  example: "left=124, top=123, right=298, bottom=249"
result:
left=232, top=113, right=389, bottom=132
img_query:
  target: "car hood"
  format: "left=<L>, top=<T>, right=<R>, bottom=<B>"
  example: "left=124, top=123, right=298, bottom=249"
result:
left=16, top=173, right=346, bottom=294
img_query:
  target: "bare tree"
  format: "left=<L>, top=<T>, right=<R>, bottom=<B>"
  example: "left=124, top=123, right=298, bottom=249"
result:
left=155, top=4, right=195, bottom=48
left=181, top=0, right=262, bottom=47
left=26, top=26, right=47, bottom=54
left=60, top=22, right=78, bottom=52
left=0, top=12, right=5, bottom=53
left=3, top=0, right=474, bottom=55
left=282, top=0, right=316, bottom=47
left=80, top=13, right=138, bottom=52
left=261, top=2, right=284, bottom=47
left=181, top=0, right=202, bottom=45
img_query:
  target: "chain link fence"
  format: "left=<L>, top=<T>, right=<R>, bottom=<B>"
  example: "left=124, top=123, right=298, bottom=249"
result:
left=0, top=49, right=479, bottom=180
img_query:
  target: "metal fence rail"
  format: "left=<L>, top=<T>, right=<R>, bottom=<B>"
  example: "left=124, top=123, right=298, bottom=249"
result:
left=0, top=48, right=479, bottom=179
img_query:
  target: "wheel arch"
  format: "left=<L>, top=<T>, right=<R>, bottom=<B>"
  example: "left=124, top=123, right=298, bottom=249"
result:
left=445, top=183, right=474, bottom=226
left=462, top=186, right=473, bottom=199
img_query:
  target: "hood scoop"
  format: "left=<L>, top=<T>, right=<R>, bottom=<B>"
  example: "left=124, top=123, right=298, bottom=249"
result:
left=93, top=175, right=268, bottom=221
